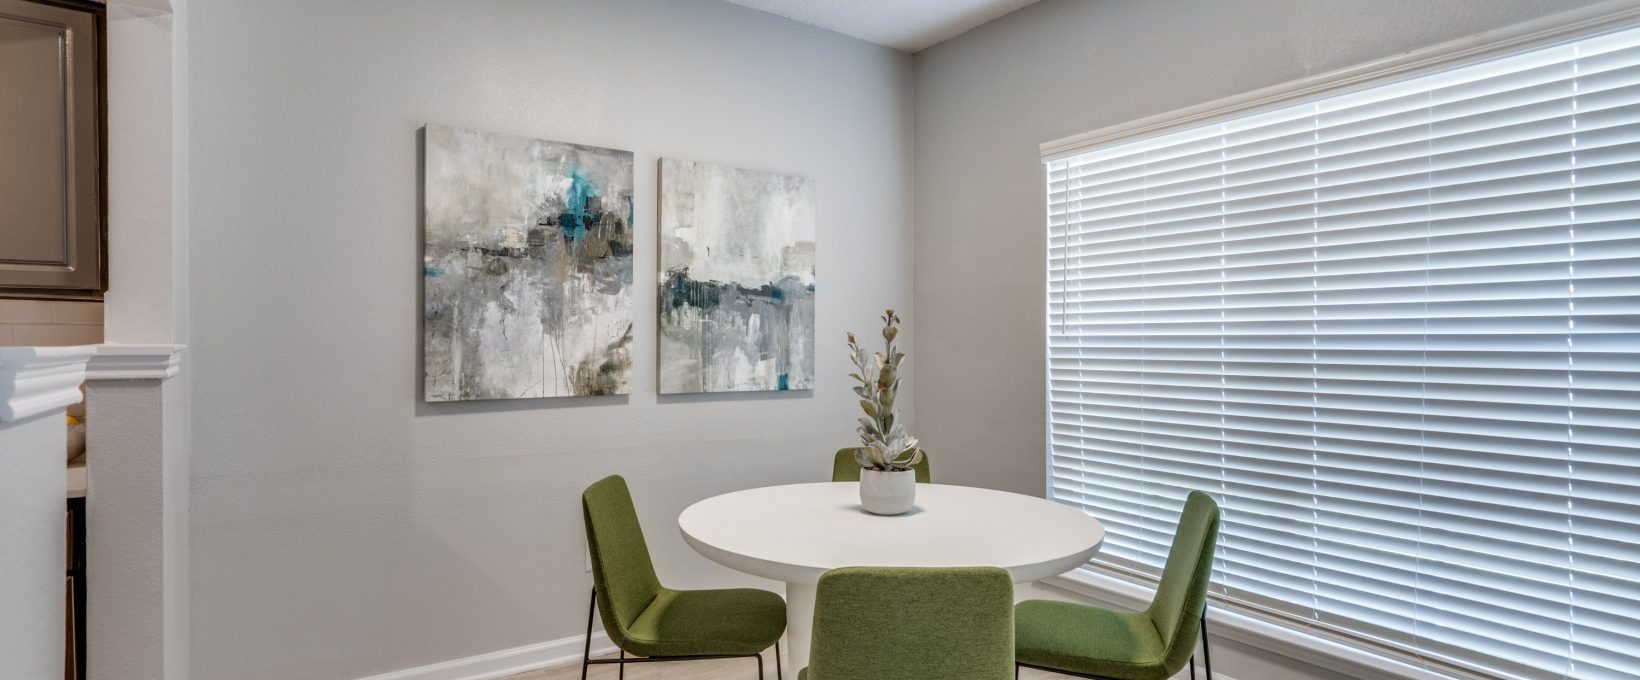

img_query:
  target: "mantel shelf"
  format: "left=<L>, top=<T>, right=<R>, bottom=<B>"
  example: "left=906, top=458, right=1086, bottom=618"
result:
left=85, top=344, right=186, bottom=381
left=0, top=346, right=97, bottom=423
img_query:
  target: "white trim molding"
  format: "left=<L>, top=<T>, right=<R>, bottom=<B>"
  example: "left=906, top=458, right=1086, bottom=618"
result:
left=1042, top=569, right=1465, bottom=680
left=85, top=344, right=186, bottom=381
left=355, top=632, right=615, bottom=680
left=0, top=345, right=97, bottom=422
left=1040, top=0, right=1640, bottom=159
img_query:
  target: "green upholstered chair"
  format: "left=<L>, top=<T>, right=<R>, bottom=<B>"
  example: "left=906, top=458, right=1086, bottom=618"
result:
left=799, top=566, right=1014, bottom=680
left=1015, top=491, right=1221, bottom=680
left=830, top=448, right=932, bottom=483
left=581, top=475, right=786, bottom=679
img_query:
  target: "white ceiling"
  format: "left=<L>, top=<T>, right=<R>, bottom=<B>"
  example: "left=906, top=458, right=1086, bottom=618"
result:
left=722, top=0, right=1040, bottom=52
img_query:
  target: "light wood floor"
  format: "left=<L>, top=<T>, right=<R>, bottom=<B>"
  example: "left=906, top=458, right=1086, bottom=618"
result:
left=506, top=650, right=1062, bottom=680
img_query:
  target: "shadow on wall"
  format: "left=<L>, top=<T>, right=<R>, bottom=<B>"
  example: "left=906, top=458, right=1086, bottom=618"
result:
left=656, top=390, right=811, bottom=405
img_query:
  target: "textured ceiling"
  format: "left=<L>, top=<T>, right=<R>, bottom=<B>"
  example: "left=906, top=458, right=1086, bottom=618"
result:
left=721, top=0, right=1041, bottom=52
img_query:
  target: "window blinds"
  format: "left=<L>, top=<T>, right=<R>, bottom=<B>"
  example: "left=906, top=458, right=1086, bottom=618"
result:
left=1045, top=25, right=1640, bottom=680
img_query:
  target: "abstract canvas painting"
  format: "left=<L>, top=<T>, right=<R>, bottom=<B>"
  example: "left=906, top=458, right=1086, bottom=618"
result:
left=423, top=124, right=634, bottom=401
left=658, top=159, right=816, bottom=394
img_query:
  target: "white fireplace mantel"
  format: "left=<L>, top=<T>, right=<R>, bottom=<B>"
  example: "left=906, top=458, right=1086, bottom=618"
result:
left=86, top=344, right=186, bottom=381
left=0, top=344, right=95, bottom=680
left=83, top=342, right=190, bottom=680
left=0, top=346, right=98, bottom=423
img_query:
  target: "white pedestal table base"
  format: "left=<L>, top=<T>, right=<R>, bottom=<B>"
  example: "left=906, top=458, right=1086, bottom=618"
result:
left=783, top=581, right=817, bottom=676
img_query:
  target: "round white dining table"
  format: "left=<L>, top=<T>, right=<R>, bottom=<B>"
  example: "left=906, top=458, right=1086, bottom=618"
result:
left=678, top=482, right=1105, bottom=674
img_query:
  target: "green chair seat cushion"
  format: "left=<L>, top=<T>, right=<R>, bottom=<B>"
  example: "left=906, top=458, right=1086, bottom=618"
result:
left=1015, top=599, right=1169, bottom=680
left=798, top=669, right=810, bottom=680
left=622, top=587, right=786, bottom=657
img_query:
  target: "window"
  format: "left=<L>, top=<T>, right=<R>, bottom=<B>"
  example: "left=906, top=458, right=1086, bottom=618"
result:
left=1045, top=23, right=1640, bottom=680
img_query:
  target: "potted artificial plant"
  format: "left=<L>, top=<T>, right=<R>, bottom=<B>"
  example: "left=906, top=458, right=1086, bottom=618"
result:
left=847, top=309, right=922, bottom=515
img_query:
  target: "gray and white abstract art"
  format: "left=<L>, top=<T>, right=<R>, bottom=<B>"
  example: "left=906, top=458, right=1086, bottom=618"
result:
left=658, top=159, right=816, bottom=394
left=423, top=124, right=634, bottom=401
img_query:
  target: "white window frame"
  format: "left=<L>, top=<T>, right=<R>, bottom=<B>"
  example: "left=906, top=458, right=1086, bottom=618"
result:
left=1039, top=3, right=1640, bottom=679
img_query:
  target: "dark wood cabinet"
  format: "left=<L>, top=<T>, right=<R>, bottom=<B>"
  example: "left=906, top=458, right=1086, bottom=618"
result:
left=0, top=0, right=105, bottom=300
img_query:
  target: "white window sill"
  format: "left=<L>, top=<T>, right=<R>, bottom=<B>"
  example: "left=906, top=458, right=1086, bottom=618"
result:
left=1039, top=568, right=1470, bottom=680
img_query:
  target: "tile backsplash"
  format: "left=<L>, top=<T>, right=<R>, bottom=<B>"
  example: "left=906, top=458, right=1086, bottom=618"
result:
left=0, top=300, right=103, bottom=346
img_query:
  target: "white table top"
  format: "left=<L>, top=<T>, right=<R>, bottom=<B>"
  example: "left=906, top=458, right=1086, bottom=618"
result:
left=678, top=482, right=1104, bottom=584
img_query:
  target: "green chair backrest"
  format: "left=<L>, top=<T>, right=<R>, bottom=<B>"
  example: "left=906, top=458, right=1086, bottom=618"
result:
left=582, top=475, right=663, bottom=647
left=831, top=448, right=932, bottom=483
left=1145, top=490, right=1222, bottom=674
left=808, top=567, right=1014, bottom=680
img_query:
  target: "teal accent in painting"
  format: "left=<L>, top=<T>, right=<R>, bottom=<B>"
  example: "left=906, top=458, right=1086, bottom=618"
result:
left=424, top=265, right=444, bottom=277
left=559, top=165, right=601, bottom=244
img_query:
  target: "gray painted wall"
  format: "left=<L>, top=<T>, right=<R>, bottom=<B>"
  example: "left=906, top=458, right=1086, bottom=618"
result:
left=910, top=0, right=1601, bottom=495
left=184, top=1, right=912, bottom=678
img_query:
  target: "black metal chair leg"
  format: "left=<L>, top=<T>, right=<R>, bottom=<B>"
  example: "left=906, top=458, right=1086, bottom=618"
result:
left=756, top=650, right=765, bottom=680
left=582, top=589, right=596, bottom=680
left=775, top=641, right=783, bottom=680
left=1200, top=613, right=1214, bottom=680
left=1190, top=654, right=1197, bottom=680
left=618, top=649, right=625, bottom=680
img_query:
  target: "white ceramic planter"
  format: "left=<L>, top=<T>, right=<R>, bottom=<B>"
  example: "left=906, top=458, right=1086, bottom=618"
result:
left=859, top=469, right=917, bottom=515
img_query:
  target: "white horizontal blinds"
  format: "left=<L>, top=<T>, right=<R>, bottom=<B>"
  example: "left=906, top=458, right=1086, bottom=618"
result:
left=1045, top=24, right=1640, bottom=680
left=1561, top=31, right=1640, bottom=680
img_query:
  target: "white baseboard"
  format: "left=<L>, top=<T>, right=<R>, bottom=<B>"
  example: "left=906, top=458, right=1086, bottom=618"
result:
left=356, top=632, right=616, bottom=680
